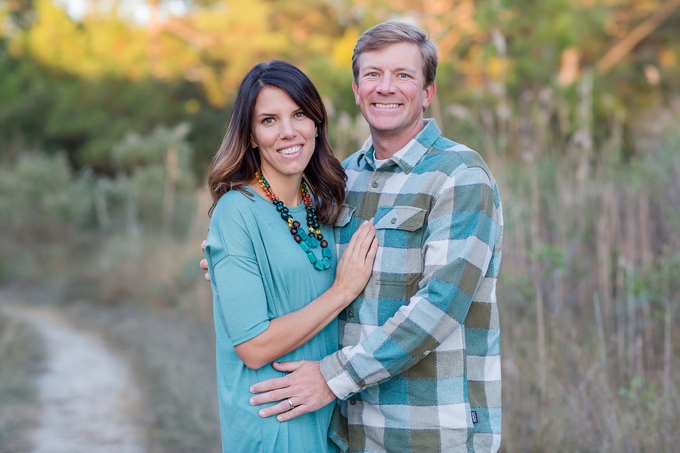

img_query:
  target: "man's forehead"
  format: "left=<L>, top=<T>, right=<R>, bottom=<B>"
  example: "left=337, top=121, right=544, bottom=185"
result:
left=357, top=43, right=423, bottom=71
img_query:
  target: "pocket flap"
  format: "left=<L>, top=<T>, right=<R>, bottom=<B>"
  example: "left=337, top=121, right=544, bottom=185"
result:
left=374, top=206, right=426, bottom=231
left=334, top=204, right=356, bottom=227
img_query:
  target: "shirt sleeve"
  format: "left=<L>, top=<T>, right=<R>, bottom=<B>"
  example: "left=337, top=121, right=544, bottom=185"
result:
left=320, top=165, right=501, bottom=398
left=206, top=201, right=270, bottom=347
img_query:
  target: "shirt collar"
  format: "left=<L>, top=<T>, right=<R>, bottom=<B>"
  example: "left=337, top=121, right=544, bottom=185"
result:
left=355, top=119, right=441, bottom=173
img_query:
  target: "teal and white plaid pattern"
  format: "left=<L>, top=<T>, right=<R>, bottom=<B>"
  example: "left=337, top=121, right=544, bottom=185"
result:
left=320, top=119, right=503, bottom=453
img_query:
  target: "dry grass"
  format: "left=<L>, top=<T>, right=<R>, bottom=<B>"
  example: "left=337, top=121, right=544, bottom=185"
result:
left=0, top=302, right=45, bottom=453
left=490, top=88, right=680, bottom=451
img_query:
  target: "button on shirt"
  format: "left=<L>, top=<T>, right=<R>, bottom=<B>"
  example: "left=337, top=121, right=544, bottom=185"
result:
left=320, top=119, right=504, bottom=453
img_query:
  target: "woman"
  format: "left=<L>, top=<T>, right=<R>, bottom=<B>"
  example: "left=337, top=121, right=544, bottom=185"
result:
left=204, top=60, right=377, bottom=453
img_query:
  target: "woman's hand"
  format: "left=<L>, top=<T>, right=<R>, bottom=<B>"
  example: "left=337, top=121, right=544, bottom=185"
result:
left=200, top=240, right=210, bottom=282
left=332, top=219, right=378, bottom=303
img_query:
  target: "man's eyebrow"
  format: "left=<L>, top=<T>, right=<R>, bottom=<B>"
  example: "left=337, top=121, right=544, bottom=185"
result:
left=362, top=65, right=417, bottom=73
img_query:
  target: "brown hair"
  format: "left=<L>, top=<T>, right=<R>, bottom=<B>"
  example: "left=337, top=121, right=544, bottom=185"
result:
left=352, top=21, right=438, bottom=88
left=207, top=60, right=346, bottom=224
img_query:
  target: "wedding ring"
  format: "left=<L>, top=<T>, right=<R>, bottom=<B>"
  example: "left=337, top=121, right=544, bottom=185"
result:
left=287, top=397, right=294, bottom=410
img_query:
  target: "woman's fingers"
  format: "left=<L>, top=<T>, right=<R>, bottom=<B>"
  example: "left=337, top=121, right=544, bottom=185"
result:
left=333, top=219, right=378, bottom=298
left=345, top=219, right=375, bottom=261
left=365, top=237, right=378, bottom=266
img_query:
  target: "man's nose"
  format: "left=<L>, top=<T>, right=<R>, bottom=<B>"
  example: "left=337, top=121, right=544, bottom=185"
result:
left=376, top=74, right=396, bottom=93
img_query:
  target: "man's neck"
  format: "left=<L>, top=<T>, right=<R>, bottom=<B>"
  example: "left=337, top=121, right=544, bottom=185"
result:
left=371, top=121, right=426, bottom=160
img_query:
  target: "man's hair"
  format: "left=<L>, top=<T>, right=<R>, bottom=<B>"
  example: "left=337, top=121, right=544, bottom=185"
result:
left=352, top=21, right=438, bottom=87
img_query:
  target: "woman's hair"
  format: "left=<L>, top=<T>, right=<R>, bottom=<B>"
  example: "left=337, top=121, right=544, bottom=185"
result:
left=352, top=21, right=438, bottom=88
left=207, top=60, right=346, bottom=224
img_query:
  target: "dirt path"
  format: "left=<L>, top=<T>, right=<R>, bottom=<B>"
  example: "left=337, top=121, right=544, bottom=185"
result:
left=4, top=304, right=146, bottom=453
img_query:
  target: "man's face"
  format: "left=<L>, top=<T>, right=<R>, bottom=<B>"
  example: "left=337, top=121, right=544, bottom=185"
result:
left=352, top=42, right=435, bottom=145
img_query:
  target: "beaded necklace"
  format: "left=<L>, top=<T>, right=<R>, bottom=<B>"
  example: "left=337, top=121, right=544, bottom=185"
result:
left=255, top=171, right=332, bottom=271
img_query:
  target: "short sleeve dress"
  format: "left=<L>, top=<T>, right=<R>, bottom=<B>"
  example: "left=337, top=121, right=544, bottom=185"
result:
left=205, top=186, right=340, bottom=453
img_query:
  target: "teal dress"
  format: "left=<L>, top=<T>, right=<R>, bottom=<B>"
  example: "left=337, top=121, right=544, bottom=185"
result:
left=205, top=187, right=339, bottom=453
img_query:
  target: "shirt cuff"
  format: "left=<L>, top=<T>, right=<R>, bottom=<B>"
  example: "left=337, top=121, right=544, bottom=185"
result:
left=319, top=349, right=361, bottom=400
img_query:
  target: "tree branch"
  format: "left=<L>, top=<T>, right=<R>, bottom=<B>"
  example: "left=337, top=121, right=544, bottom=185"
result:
left=597, top=0, right=680, bottom=74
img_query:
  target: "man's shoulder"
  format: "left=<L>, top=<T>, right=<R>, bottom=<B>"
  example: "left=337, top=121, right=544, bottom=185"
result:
left=422, top=136, right=493, bottom=177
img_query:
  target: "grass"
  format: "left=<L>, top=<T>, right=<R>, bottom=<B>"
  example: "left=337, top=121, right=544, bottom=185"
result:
left=0, top=300, right=45, bottom=453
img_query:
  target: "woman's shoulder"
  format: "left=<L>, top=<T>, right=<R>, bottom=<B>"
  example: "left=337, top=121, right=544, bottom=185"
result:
left=210, top=187, right=263, bottom=228
left=212, top=186, right=258, bottom=214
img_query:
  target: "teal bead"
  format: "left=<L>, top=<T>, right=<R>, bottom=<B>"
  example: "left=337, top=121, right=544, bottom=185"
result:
left=256, top=169, right=331, bottom=272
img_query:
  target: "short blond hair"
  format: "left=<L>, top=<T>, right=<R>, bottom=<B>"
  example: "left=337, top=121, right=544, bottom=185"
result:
left=352, top=21, right=438, bottom=87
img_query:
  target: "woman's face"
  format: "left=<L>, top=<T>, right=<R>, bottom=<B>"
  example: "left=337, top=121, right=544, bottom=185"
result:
left=250, top=86, right=317, bottom=187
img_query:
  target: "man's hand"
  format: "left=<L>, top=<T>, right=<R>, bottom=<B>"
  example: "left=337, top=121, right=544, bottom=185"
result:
left=249, top=360, right=336, bottom=422
left=200, top=240, right=210, bottom=282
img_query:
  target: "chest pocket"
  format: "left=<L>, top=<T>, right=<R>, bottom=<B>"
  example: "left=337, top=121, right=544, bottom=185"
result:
left=373, top=205, right=427, bottom=301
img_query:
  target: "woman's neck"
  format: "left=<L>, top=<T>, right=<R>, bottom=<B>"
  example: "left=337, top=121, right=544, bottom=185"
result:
left=253, top=171, right=303, bottom=206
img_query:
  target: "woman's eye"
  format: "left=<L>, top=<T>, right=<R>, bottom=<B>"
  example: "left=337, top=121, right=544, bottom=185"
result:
left=294, top=112, right=305, bottom=118
left=262, top=117, right=274, bottom=124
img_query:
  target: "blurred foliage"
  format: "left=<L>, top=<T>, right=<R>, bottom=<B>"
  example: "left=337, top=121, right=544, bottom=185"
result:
left=0, top=153, right=91, bottom=241
left=1, top=0, right=678, bottom=175
left=0, top=123, right=198, bottom=282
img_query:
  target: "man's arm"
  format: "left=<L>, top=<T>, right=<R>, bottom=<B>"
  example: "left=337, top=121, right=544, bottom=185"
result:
left=322, top=165, right=501, bottom=399
left=250, top=165, right=502, bottom=418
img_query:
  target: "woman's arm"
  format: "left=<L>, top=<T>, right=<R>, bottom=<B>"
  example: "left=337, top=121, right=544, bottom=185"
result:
left=235, top=220, right=377, bottom=370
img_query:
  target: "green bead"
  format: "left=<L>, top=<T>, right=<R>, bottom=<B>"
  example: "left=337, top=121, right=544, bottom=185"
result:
left=257, top=169, right=330, bottom=272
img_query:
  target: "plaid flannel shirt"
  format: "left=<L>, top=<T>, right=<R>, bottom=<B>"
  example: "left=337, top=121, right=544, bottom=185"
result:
left=320, top=119, right=503, bottom=453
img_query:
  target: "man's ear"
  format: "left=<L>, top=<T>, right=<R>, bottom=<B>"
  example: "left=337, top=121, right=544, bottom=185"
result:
left=422, top=82, right=436, bottom=110
left=352, top=80, right=360, bottom=106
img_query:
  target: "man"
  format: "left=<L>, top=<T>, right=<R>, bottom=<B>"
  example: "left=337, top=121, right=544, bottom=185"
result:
left=218, top=21, right=504, bottom=452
